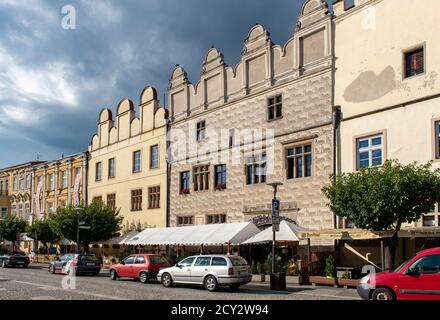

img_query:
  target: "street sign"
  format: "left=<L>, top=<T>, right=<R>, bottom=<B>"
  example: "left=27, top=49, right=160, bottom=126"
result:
left=272, top=199, right=280, bottom=217
left=79, top=226, right=91, bottom=230
left=79, top=221, right=86, bottom=226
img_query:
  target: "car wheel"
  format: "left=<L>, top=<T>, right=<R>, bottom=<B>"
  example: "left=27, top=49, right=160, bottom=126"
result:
left=161, top=273, right=173, bottom=287
left=49, top=265, right=55, bottom=274
left=139, top=271, right=149, bottom=284
left=229, top=284, right=240, bottom=291
left=372, top=288, right=395, bottom=301
left=110, top=269, right=118, bottom=280
left=204, top=276, right=219, bottom=292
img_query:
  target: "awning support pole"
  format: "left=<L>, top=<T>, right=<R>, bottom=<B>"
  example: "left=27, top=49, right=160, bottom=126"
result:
left=307, top=238, right=312, bottom=275
left=380, top=239, right=385, bottom=270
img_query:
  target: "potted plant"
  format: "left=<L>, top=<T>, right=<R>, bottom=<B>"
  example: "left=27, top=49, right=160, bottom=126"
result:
left=180, top=188, right=190, bottom=195
left=215, top=183, right=226, bottom=191
left=257, top=262, right=265, bottom=282
left=325, top=255, right=336, bottom=278
left=310, top=255, right=339, bottom=287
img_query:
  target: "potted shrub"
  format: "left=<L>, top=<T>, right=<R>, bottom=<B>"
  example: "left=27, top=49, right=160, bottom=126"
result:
left=325, top=255, right=336, bottom=278
left=257, top=262, right=265, bottom=282
left=180, top=188, right=190, bottom=195
left=309, top=255, right=339, bottom=287
left=215, top=183, right=226, bottom=191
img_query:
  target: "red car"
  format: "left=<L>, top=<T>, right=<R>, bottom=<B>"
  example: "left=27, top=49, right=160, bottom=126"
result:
left=109, top=254, right=170, bottom=284
left=357, top=247, right=440, bottom=300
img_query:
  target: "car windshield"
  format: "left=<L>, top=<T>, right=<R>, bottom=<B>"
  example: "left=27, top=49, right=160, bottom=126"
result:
left=394, top=258, right=411, bottom=272
left=229, top=256, right=248, bottom=266
left=79, top=254, right=97, bottom=261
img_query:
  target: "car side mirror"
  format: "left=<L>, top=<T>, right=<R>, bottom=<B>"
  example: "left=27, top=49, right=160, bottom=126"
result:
left=176, top=264, right=182, bottom=269
left=121, top=260, right=125, bottom=265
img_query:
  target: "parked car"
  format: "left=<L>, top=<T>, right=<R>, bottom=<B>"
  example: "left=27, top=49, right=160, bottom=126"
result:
left=157, top=255, right=252, bottom=292
left=109, top=254, right=170, bottom=283
left=49, top=253, right=101, bottom=276
left=0, top=251, right=30, bottom=268
left=357, top=247, right=440, bottom=300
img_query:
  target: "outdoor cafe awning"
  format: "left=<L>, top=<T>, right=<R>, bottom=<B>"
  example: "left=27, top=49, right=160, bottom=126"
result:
left=242, top=221, right=303, bottom=245
left=93, top=230, right=140, bottom=246
left=124, top=222, right=260, bottom=246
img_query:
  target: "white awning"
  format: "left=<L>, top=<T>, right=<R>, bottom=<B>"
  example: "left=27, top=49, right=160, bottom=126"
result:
left=124, top=222, right=260, bottom=246
left=242, top=220, right=303, bottom=245
left=93, top=230, right=140, bottom=245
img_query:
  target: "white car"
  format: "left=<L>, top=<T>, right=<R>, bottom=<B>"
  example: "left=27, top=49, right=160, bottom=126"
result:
left=157, top=255, right=252, bottom=292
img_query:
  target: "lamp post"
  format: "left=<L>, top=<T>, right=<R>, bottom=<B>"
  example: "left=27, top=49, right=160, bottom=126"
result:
left=74, top=207, right=84, bottom=253
left=267, top=181, right=283, bottom=274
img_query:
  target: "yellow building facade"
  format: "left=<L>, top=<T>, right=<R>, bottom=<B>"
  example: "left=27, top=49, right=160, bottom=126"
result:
left=33, top=153, right=87, bottom=220
left=88, top=87, right=168, bottom=230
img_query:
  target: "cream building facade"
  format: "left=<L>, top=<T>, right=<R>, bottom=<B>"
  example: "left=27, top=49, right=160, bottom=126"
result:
left=334, top=0, right=440, bottom=227
left=33, top=152, right=87, bottom=221
left=168, top=0, right=336, bottom=236
left=88, top=87, right=168, bottom=230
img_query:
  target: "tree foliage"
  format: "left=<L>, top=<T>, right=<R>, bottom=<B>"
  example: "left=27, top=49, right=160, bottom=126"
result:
left=26, top=219, right=59, bottom=248
left=0, top=214, right=27, bottom=242
left=322, top=160, right=440, bottom=232
left=48, top=202, right=123, bottom=250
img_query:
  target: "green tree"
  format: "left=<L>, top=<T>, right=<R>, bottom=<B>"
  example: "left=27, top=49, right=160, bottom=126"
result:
left=26, top=219, right=59, bottom=248
left=325, top=255, right=336, bottom=278
left=48, top=202, right=123, bottom=252
left=0, top=214, right=27, bottom=242
left=322, top=160, right=440, bottom=269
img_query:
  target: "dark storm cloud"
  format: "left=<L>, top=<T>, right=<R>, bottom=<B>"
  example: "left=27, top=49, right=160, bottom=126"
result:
left=0, top=0, right=331, bottom=168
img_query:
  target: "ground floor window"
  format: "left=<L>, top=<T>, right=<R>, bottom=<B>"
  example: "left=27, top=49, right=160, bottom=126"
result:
left=207, top=214, right=226, bottom=224
left=107, top=193, right=116, bottom=209
left=92, top=196, right=103, bottom=204
left=178, top=216, right=194, bottom=226
left=356, top=134, right=384, bottom=169
left=1, top=208, right=7, bottom=219
left=131, top=189, right=142, bottom=211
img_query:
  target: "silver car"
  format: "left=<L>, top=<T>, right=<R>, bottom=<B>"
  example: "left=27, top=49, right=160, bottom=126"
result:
left=157, top=255, right=252, bottom=292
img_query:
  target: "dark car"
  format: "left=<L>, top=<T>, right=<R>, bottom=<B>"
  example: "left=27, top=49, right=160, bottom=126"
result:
left=0, top=251, right=30, bottom=268
left=49, top=253, right=101, bottom=276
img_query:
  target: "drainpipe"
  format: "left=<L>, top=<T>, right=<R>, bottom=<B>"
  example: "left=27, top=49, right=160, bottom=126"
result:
left=332, top=106, right=342, bottom=229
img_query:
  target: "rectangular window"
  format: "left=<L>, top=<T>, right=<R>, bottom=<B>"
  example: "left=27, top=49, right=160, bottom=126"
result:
left=19, top=177, right=24, bottom=191
left=435, top=121, right=440, bottom=160
left=214, top=164, right=227, bottom=190
left=18, top=204, right=23, bottom=219
left=11, top=205, right=17, bottom=216
left=180, top=171, right=190, bottom=194
left=108, top=158, right=115, bottom=179
left=133, top=150, right=141, bottom=173
left=194, top=165, right=210, bottom=191
left=423, top=215, right=436, bottom=227
left=60, top=200, right=66, bottom=208
left=267, top=95, right=282, bottom=121
left=356, top=134, right=384, bottom=170
left=107, top=193, right=116, bottom=209
left=47, top=202, right=53, bottom=213
left=24, top=204, right=30, bottom=221
left=26, top=174, right=31, bottom=189
left=148, top=186, right=160, bottom=209
left=131, top=189, right=142, bottom=211
left=92, top=196, right=102, bottom=204
left=207, top=214, right=227, bottom=224
left=246, top=153, right=267, bottom=185
left=13, top=177, right=17, bottom=191
left=61, top=171, right=67, bottom=188
left=74, top=167, right=81, bottom=177
left=196, top=121, right=206, bottom=142
left=1, top=208, right=7, bottom=219
left=178, top=216, right=194, bottom=226
left=229, top=129, right=235, bottom=148
left=404, top=47, right=424, bottom=78
left=286, top=144, right=312, bottom=179
left=49, top=174, right=54, bottom=191
left=150, top=145, right=159, bottom=169
left=95, top=162, right=102, bottom=181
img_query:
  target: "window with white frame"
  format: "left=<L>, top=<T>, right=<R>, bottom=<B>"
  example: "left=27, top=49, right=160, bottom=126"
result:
left=133, top=150, right=141, bottom=173
left=25, top=203, right=30, bottom=221
left=356, top=134, right=384, bottom=170
left=61, top=170, right=67, bottom=188
left=108, top=158, right=115, bottom=179
left=18, top=204, right=23, bottom=219
left=150, top=145, right=159, bottom=169
left=95, top=162, right=102, bottom=181
left=19, top=177, right=24, bottom=191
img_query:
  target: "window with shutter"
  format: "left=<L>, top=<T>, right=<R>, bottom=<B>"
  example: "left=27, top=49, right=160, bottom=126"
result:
left=404, top=47, right=424, bottom=78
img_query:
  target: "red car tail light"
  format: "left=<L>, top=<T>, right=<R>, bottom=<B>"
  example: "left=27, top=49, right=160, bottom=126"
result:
left=228, top=267, right=234, bottom=276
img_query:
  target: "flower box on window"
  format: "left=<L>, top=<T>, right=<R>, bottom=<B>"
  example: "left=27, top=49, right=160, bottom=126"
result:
left=181, top=188, right=190, bottom=195
left=215, top=183, right=226, bottom=191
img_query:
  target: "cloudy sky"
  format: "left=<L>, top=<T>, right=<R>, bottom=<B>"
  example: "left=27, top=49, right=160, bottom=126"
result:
left=0, top=0, right=332, bottom=168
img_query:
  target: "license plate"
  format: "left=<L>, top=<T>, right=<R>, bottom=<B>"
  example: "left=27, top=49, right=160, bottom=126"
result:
left=86, top=263, right=95, bottom=266
left=17, top=261, right=24, bottom=264
left=239, top=270, right=247, bottom=275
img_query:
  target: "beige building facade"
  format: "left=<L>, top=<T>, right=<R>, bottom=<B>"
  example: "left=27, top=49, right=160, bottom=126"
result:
left=32, top=153, right=87, bottom=221
left=88, top=87, right=168, bottom=230
left=168, top=0, right=335, bottom=234
left=334, top=0, right=440, bottom=227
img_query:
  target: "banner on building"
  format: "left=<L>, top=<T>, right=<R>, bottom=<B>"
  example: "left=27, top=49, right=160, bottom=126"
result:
left=35, top=180, right=42, bottom=220
left=73, top=173, right=81, bottom=206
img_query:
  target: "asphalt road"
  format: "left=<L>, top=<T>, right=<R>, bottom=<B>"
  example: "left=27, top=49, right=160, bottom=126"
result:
left=0, top=264, right=360, bottom=300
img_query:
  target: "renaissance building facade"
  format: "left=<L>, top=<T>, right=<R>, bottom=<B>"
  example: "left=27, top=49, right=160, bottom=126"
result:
left=168, top=0, right=336, bottom=245
left=88, top=87, right=168, bottom=230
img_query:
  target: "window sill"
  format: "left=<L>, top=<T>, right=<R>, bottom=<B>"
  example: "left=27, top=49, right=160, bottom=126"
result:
left=267, top=116, right=283, bottom=123
left=285, top=176, right=313, bottom=182
left=402, top=71, right=426, bottom=81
